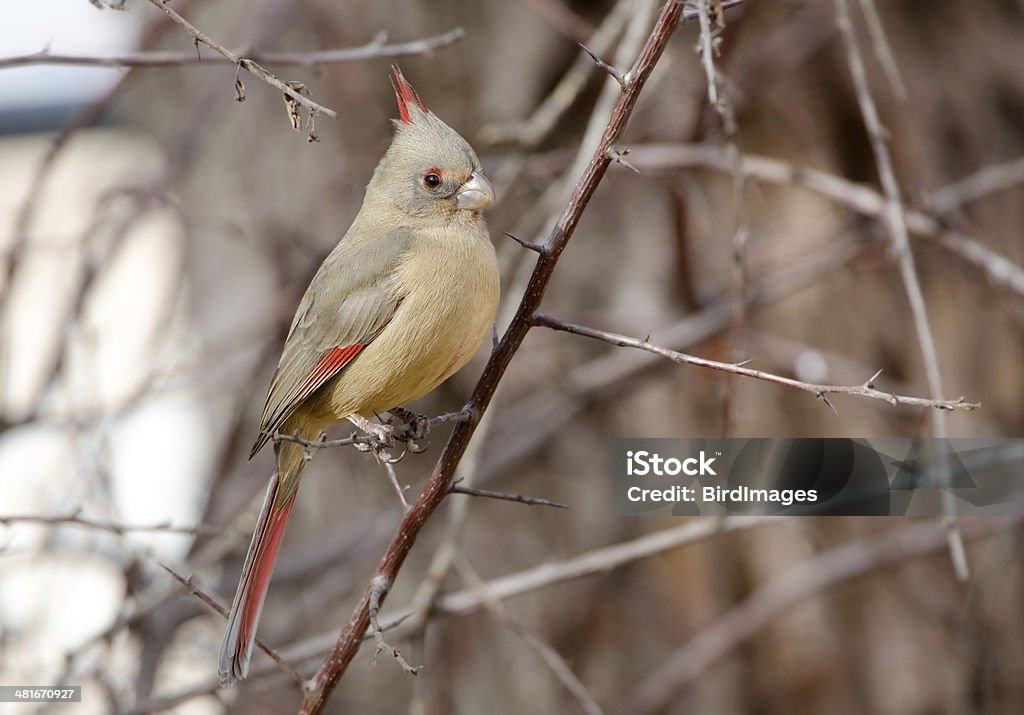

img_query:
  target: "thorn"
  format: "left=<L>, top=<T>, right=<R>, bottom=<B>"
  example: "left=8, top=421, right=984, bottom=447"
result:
left=233, top=63, right=246, bottom=103
left=607, top=147, right=640, bottom=173
left=864, top=368, right=884, bottom=389
left=504, top=232, right=546, bottom=254
left=193, top=38, right=201, bottom=62
left=816, top=391, right=838, bottom=414
left=283, top=80, right=306, bottom=131
left=734, top=358, right=754, bottom=368
left=579, top=43, right=626, bottom=88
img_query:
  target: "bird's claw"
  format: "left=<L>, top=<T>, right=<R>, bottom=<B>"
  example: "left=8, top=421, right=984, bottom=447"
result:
left=389, top=407, right=430, bottom=452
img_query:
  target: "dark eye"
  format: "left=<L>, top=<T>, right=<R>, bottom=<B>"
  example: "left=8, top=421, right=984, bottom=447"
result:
left=423, top=172, right=442, bottom=189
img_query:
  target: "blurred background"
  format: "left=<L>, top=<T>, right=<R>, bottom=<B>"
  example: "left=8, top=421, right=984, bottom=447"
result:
left=0, top=0, right=1022, bottom=713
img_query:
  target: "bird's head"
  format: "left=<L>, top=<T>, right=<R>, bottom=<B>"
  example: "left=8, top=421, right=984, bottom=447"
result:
left=367, top=66, right=494, bottom=222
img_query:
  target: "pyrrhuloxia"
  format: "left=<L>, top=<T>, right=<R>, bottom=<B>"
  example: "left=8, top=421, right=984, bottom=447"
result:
left=218, top=67, right=499, bottom=684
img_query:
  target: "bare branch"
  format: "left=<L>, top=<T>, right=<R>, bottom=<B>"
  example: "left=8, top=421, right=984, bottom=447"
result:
left=624, top=517, right=1020, bottom=715
left=449, top=483, right=569, bottom=509
left=856, top=0, right=907, bottom=100
left=157, top=562, right=305, bottom=689
left=454, top=557, right=605, bottom=715
left=144, top=0, right=337, bottom=119
left=531, top=312, right=979, bottom=412
left=0, top=28, right=465, bottom=69
left=928, top=157, right=1024, bottom=214
left=835, top=0, right=967, bottom=580
left=0, top=509, right=211, bottom=536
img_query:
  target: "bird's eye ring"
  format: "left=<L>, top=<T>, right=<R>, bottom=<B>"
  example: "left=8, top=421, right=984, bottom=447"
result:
left=423, top=172, right=442, bottom=189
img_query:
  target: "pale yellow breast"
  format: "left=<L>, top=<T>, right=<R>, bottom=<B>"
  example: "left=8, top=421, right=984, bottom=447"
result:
left=314, top=224, right=499, bottom=419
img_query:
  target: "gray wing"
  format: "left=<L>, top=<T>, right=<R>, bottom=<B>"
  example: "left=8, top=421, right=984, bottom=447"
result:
left=250, top=228, right=412, bottom=457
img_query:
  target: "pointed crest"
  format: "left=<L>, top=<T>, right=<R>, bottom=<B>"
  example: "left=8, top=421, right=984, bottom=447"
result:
left=390, top=65, right=427, bottom=124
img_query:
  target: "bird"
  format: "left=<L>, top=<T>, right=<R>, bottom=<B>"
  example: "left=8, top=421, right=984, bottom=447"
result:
left=218, top=66, right=500, bottom=685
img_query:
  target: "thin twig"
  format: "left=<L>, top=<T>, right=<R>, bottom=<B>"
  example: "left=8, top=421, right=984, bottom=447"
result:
left=532, top=312, right=979, bottom=412
left=0, top=28, right=465, bottom=69
left=835, top=0, right=968, bottom=581
left=368, top=575, right=421, bottom=675
left=449, top=484, right=569, bottom=509
left=928, top=157, right=1024, bottom=214
left=454, top=556, right=605, bottom=715
left=144, top=0, right=336, bottom=118
left=856, top=0, right=907, bottom=100
left=157, top=562, right=305, bottom=689
left=0, top=510, right=210, bottom=536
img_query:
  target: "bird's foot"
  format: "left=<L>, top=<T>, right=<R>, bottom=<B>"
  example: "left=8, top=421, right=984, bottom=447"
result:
left=388, top=407, right=430, bottom=453
left=347, top=413, right=395, bottom=450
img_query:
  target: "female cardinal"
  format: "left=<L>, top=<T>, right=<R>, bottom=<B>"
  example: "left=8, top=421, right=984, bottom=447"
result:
left=218, top=67, right=499, bottom=684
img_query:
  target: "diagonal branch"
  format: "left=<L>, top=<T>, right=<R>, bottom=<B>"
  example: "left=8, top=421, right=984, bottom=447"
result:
left=835, top=0, right=968, bottom=580
left=297, top=2, right=750, bottom=712
left=145, top=0, right=336, bottom=118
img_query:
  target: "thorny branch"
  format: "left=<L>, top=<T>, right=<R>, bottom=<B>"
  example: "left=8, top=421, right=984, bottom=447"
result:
left=145, top=0, right=337, bottom=119
left=0, top=28, right=465, bottom=70
left=531, top=312, right=979, bottom=412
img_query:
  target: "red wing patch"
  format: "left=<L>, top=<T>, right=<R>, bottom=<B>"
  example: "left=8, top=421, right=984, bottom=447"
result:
left=289, top=344, right=365, bottom=408
left=252, top=343, right=366, bottom=457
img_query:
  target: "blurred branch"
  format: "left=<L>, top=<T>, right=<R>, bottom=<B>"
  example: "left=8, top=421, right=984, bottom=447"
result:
left=277, top=517, right=786, bottom=665
left=454, top=556, right=605, bottom=715
left=624, top=144, right=1024, bottom=299
left=835, top=0, right=967, bottom=581
left=157, top=562, right=306, bottom=689
left=298, top=3, right=752, bottom=712
left=695, top=0, right=750, bottom=435
left=0, top=509, right=211, bottom=536
left=480, top=0, right=635, bottom=146
left=144, top=0, right=337, bottom=118
left=624, top=517, right=1021, bottom=715
left=928, top=157, right=1024, bottom=214
left=856, top=0, right=907, bottom=100
left=531, top=312, right=980, bottom=412
left=521, top=0, right=596, bottom=43
left=0, top=28, right=465, bottom=69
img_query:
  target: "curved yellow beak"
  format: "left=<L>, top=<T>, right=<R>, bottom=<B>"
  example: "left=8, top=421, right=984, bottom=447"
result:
left=455, top=171, right=495, bottom=211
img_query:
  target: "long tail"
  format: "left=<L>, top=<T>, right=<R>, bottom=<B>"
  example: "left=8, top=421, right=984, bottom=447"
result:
left=218, top=414, right=319, bottom=685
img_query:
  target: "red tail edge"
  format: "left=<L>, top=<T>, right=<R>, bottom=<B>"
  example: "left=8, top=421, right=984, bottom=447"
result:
left=218, top=476, right=295, bottom=684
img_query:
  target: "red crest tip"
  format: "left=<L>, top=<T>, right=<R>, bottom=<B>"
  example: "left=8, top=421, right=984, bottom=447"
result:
left=390, top=65, right=427, bottom=124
